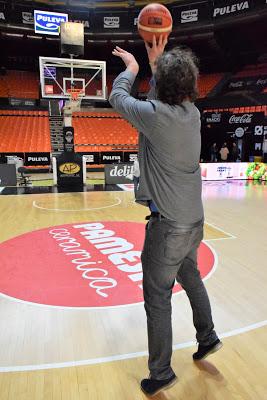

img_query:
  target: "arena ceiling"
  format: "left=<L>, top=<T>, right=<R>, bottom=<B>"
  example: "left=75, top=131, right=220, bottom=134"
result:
left=2, top=0, right=180, bottom=9
left=0, top=0, right=266, bottom=73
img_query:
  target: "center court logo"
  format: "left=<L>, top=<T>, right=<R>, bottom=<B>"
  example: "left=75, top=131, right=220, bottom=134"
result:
left=0, top=222, right=216, bottom=307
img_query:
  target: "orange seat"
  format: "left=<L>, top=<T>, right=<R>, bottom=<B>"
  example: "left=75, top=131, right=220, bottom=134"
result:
left=197, top=73, right=224, bottom=98
left=234, top=63, right=267, bottom=78
left=72, top=114, right=138, bottom=149
left=0, top=113, right=51, bottom=152
left=0, top=70, right=40, bottom=99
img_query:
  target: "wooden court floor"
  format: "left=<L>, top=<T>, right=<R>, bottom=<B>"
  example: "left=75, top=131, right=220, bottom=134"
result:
left=0, top=181, right=267, bottom=399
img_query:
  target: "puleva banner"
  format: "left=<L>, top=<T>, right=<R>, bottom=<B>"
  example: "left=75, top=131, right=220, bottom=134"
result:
left=34, top=10, right=68, bottom=35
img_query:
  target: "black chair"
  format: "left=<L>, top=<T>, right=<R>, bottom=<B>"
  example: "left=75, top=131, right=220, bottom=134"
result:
left=17, top=167, right=32, bottom=186
left=0, top=155, right=7, bottom=164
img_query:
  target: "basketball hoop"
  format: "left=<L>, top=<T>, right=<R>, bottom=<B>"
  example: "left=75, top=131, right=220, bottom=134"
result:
left=65, top=88, right=84, bottom=113
left=67, top=88, right=84, bottom=101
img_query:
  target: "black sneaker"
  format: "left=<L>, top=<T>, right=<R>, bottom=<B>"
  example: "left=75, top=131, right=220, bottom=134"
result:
left=193, top=338, right=223, bottom=361
left=140, top=373, right=177, bottom=397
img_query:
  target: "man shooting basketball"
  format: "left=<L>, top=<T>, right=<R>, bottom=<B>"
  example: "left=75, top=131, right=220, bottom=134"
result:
left=109, top=36, right=222, bottom=397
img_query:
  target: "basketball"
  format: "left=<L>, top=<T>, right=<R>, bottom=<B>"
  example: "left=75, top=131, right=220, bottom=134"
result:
left=137, top=3, right=173, bottom=43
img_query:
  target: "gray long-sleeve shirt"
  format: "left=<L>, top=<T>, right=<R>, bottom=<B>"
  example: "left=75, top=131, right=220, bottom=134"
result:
left=109, top=70, right=204, bottom=224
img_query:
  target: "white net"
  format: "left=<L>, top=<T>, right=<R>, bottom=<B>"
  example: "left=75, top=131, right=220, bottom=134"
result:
left=64, top=89, right=84, bottom=114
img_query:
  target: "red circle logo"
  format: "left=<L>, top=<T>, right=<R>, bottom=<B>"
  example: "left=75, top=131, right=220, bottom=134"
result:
left=0, top=222, right=216, bottom=307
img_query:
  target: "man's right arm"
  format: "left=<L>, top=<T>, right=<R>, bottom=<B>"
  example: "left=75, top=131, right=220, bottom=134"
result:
left=109, top=70, right=156, bottom=136
left=144, top=35, right=167, bottom=101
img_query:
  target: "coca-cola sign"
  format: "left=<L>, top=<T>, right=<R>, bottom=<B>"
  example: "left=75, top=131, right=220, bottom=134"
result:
left=228, top=81, right=244, bottom=89
left=229, top=114, right=253, bottom=124
left=203, top=111, right=264, bottom=126
left=225, top=76, right=267, bottom=92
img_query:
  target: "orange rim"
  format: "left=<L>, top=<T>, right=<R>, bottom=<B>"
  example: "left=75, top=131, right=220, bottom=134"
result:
left=67, top=89, right=84, bottom=101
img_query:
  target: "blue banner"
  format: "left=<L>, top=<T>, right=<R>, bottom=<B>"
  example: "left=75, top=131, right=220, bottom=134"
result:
left=34, top=10, right=68, bottom=35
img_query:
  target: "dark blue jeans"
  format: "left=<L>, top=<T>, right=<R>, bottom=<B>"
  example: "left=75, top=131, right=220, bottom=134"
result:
left=141, top=216, right=218, bottom=380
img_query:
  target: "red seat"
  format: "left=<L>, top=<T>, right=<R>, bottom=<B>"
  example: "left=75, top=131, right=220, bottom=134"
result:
left=0, top=113, right=51, bottom=152
left=72, top=114, right=138, bottom=148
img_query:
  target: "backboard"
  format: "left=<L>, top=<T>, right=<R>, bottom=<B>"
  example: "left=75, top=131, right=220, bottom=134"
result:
left=39, top=56, right=107, bottom=101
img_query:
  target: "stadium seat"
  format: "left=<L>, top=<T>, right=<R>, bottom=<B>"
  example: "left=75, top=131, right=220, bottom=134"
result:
left=138, top=78, right=150, bottom=93
left=0, top=70, right=39, bottom=99
left=0, top=112, right=50, bottom=152
left=234, top=63, right=267, bottom=78
left=197, top=73, right=224, bottom=98
left=72, top=113, right=138, bottom=153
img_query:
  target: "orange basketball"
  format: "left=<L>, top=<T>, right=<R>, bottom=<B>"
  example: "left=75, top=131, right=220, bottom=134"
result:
left=137, top=3, right=173, bottom=43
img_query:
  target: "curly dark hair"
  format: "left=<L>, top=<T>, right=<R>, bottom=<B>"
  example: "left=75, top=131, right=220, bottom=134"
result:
left=155, top=46, right=199, bottom=106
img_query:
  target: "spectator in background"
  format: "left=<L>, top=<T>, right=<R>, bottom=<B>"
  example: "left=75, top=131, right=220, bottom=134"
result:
left=231, top=142, right=240, bottom=162
left=219, top=142, right=229, bottom=161
left=210, top=142, right=218, bottom=162
left=0, top=154, right=7, bottom=164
